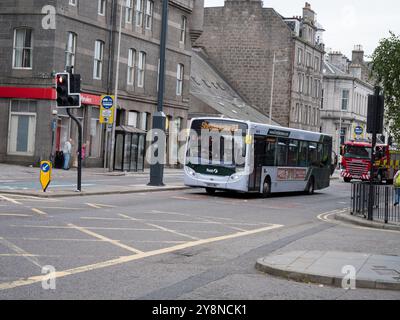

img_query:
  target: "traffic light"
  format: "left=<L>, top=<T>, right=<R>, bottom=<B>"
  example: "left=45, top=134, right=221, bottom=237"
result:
left=367, top=94, right=384, bottom=134
left=55, top=72, right=81, bottom=108
left=56, top=72, right=69, bottom=107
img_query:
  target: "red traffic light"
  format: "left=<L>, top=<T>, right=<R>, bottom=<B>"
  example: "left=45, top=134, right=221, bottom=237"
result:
left=57, top=75, right=66, bottom=84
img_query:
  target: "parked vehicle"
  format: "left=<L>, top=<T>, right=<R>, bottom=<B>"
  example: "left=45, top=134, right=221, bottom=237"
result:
left=340, top=139, right=400, bottom=184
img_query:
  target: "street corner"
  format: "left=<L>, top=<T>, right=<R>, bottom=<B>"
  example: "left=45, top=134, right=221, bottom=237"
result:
left=255, top=251, right=400, bottom=291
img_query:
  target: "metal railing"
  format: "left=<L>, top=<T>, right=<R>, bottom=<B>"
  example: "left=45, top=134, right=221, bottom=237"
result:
left=350, top=182, right=400, bottom=224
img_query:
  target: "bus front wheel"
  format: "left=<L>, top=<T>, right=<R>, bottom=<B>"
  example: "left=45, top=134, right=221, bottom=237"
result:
left=262, top=178, right=271, bottom=198
left=205, top=188, right=216, bottom=195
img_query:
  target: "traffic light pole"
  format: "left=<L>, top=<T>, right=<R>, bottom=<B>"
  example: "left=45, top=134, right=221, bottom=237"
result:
left=148, top=0, right=168, bottom=186
left=367, top=86, right=381, bottom=220
left=66, top=108, right=82, bottom=192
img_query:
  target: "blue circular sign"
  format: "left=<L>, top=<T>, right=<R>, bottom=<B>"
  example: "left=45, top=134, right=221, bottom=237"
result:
left=102, top=96, right=114, bottom=109
left=354, top=126, right=363, bottom=135
left=41, top=163, right=50, bottom=173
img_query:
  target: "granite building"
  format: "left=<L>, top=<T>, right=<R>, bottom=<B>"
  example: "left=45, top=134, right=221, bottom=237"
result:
left=194, top=0, right=324, bottom=131
left=321, top=46, right=374, bottom=155
left=0, top=0, right=203, bottom=168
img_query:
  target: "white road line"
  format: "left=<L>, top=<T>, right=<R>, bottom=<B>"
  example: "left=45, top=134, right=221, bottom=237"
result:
left=2, top=237, right=187, bottom=244
left=68, top=223, right=144, bottom=254
left=0, top=213, right=31, bottom=217
left=31, top=208, right=47, bottom=216
left=86, top=203, right=116, bottom=209
left=0, top=238, right=41, bottom=268
left=118, top=214, right=200, bottom=240
left=0, top=195, right=22, bottom=205
left=10, top=224, right=159, bottom=232
left=0, top=223, right=283, bottom=291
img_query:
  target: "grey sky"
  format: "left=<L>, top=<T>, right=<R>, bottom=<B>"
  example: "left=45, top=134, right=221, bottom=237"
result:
left=204, top=0, right=400, bottom=60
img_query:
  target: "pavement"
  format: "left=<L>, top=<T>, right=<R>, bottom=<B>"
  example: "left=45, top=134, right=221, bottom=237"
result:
left=335, top=210, right=400, bottom=231
left=256, top=251, right=400, bottom=291
left=0, top=163, right=187, bottom=197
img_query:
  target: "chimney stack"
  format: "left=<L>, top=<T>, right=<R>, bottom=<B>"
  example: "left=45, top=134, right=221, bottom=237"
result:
left=352, top=45, right=364, bottom=65
left=303, top=2, right=315, bottom=23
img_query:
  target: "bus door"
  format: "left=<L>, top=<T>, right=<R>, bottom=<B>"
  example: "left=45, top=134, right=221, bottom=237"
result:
left=249, top=136, right=266, bottom=192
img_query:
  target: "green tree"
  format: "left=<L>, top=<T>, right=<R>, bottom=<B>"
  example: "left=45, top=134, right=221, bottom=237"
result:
left=371, top=32, right=400, bottom=143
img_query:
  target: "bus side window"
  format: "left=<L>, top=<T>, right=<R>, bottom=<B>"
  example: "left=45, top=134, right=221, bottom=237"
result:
left=321, top=144, right=330, bottom=167
left=288, top=139, right=299, bottom=167
left=309, top=142, right=318, bottom=166
left=264, top=137, right=276, bottom=166
left=317, top=143, right=324, bottom=167
left=277, top=138, right=288, bottom=166
left=299, top=141, right=309, bottom=167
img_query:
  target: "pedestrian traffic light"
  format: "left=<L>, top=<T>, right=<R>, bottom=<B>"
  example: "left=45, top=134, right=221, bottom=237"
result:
left=55, top=72, right=81, bottom=108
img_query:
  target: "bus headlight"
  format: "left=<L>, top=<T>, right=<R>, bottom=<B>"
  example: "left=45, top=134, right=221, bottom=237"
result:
left=230, top=174, right=240, bottom=181
left=186, top=167, right=196, bottom=177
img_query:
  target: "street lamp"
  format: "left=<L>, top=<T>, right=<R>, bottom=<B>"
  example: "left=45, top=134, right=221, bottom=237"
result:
left=269, top=51, right=288, bottom=125
left=108, top=0, right=124, bottom=172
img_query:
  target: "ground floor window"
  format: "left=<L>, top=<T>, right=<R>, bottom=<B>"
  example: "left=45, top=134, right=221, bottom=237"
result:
left=7, top=100, right=37, bottom=155
left=89, top=114, right=103, bottom=158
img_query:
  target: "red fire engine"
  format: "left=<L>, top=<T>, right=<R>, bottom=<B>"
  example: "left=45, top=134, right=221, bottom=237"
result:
left=340, top=139, right=400, bottom=184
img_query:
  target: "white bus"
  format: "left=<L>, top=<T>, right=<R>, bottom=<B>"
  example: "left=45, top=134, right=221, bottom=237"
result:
left=184, top=117, right=333, bottom=196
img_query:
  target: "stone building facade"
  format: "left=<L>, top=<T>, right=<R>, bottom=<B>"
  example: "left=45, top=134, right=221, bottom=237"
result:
left=321, top=47, right=374, bottom=155
left=194, top=0, right=324, bottom=131
left=0, top=0, right=203, bottom=168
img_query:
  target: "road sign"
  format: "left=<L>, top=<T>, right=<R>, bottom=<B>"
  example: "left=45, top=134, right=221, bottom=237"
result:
left=100, top=95, right=115, bottom=124
left=40, top=161, right=52, bottom=192
left=354, top=126, right=363, bottom=136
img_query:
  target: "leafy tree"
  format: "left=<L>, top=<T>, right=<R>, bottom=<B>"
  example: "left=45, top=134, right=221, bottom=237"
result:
left=371, top=32, right=400, bottom=143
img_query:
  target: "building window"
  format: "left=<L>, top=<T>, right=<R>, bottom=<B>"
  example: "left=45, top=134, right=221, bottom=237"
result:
left=314, top=56, right=320, bottom=72
left=135, top=0, right=143, bottom=27
left=93, top=40, right=104, bottom=80
left=127, top=48, right=136, bottom=85
left=98, top=0, right=106, bottom=16
left=65, top=32, right=77, bottom=69
left=69, top=0, right=77, bottom=6
left=7, top=100, right=37, bottom=155
left=145, top=0, right=153, bottom=30
left=126, top=0, right=133, bottom=24
left=306, top=52, right=312, bottom=67
left=298, top=73, right=304, bottom=93
left=321, top=89, right=324, bottom=109
left=139, top=112, right=148, bottom=131
left=180, top=16, right=187, bottom=44
left=13, top=28, right=33, bottom=69
left=128, top=111, right=138, bottom=127
left=176, top=64, right=184, bottom=96
left=306, top=76, right=310, bottom=95
left=297, top=48, right=303, bottom=65
left=341, top=89, right=349, bottom=110
left=90, top=111, right=103, bottom=158
left=137, top=51, right=146, bottom=87
left=340, top=128, right=346, bottom=145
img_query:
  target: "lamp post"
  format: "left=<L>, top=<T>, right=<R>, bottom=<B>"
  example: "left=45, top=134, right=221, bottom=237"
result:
left=269, top=51, right=288, bottom=125
left=108, top=0, right=124, bottom=172
left=148, top=0, right=168, bottom=186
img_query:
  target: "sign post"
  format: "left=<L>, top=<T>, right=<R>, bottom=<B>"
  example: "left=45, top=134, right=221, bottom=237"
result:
left=100, top=95, right=115, bottom=171
left=40, top=161, right=52, bottom=192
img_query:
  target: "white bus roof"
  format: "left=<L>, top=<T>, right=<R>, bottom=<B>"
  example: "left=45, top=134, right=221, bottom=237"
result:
left=190, top=117, right=331, bottom=143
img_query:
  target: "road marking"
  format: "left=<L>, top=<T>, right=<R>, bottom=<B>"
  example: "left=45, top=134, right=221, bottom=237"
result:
left=10, top=225, right=159, bottom=232
left=86, top=203, right=116, bottom=209
left=31, top=208, right=47, bottom=216
left=0, top=213, right=31, bottom=217
left=2, top=237, right=187, bottom=244
left=0, top=195, right=22, bottom=205
left=0, top=223, right=283, bottom=291
left=35, top=206, right=82, bottom=210
left=67, top=223, right=144, bottom=254
left=0, top=238, right=41, bottom=269
left=118, top=214, right=200, bottom=241
left=81, top=216, right=270, bottom=227
left=317, top=209, right=400, bottom=234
